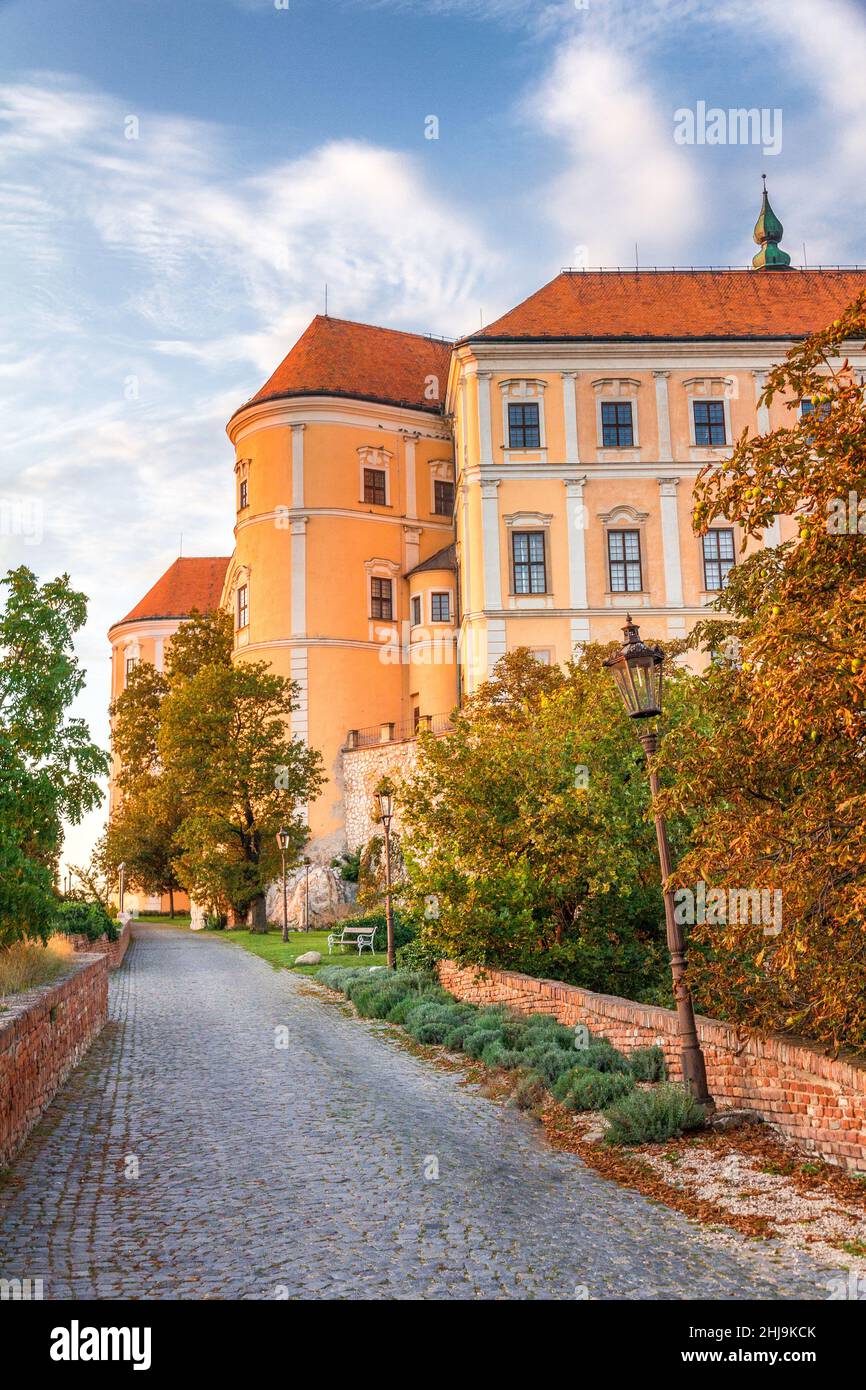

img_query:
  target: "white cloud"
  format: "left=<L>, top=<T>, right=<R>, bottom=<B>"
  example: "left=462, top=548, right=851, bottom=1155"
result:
left=523, top=39, right=701, bottom=266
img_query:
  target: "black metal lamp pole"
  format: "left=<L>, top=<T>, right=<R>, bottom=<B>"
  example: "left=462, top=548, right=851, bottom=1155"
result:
left=276, top=828, right=291, bottom=943
left=374, top=784, right=396, bottom=970
left=303, top=856, right=311, bottom=932
left=605, top=617, right=714, bottom=1109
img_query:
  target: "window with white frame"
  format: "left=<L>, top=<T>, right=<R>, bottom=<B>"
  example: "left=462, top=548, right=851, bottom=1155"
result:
left=411, top=594, right=421, bottom=627
left=601, top=401, right=634, bottom=448
left=508, top=402, right=541, bottom=449
left=512, top=531, right=547, bottom=594
left=236, top=584, right=248, bottom=629
left=124, top=655, right=139, bottom=685
left=370, top=576, right=393, bottom=621
left=433, top=478, right=454, bottom=515
left=430, top=591, right=450, bottom=623
left=238, top=477, right=249, bottom=510
left=607, top=530, right=642, bottom=593
left=693, top=400, right=727, bottom=447
left=363, top=468, right=387, bottom=506
left=702, top=529, right=735, bottom=590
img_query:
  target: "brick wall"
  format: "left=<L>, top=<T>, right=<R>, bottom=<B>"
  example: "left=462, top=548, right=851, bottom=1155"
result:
left=66, top=919, right=131, bottom=971
left=0, top=954, right=108, bottom=1167
left=439, top=961, right=866, bottom=1172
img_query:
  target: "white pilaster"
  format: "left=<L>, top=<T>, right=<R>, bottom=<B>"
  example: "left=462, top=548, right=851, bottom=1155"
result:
left=658, top=478, right=684, bottom=608
left=564, top=476, right=588, bottom=608
left=561, top=371, right=579, bottom=464
left=403, top=524, right=421, bottom=575
left=654, top=371, right=672, bottom=463
left=480, top=478, right=502, bottom=609
left=291, top=424, right=305, bottom=508
left=478, top=371, right=494, bottom=467
left=290, top=647, right=309, bottom=742
left=752, top=370, right=770, bottom=434
left=404, top=433, right=418, bottom=519
left=486, top=617, right=507, bottom=678
left=290, top=515, right=308, bottom=637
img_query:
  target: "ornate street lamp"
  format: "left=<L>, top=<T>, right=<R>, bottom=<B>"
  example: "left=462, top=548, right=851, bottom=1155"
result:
left=605, top=616, right=714, bottom=1110
left=302, top=855, right=311, bottom=932
left=276, top=827, right=291, bottom=943
left=374, top=782, right=396, bottom=970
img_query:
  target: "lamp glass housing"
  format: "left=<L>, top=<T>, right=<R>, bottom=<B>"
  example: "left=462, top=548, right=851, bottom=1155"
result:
left=605, top=616, right=664, bottom=719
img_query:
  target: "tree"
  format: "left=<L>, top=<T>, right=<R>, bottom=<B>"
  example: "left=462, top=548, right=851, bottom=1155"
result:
left=655, top=293, right=866, bottom=1049
left=160, top=660, right=324, bottom=930
left=400, top=647, right=686, bottom=998
left=104, top=782, right=184, bottom=916
left=0, top=568, right=107, bottom=944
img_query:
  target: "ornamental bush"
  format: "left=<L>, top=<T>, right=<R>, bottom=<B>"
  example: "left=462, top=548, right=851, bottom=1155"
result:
left=553, top=1068, right=634, bottom=1112
left=629, top=1045, right=667, bottom=1082
left=55, top=899, right=118, bottom=943
left=571, top=1040, right=631, bottom=1075
left=603, top=1083, right=706, bottom=1146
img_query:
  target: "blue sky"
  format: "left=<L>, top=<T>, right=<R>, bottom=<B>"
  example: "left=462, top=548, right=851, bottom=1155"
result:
left=2, top=0, right=865, bottom=871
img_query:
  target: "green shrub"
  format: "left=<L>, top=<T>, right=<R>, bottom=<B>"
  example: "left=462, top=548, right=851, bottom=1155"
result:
left=318, top=965, right=370, bottom=993
left=572, top=1041, right=631, bottom=1075
left=463, top=1026, right=506, bottom=1059
left=553, top=1068, right=635, bottom=1112
left=55, top=900, right=118, bottom=943
left=603, top=1083, right=707, bottom=1146
left=629, top=1045, right=667, bottom=1082
left=396, top=936, right=442, bottom=972
left=513, top=1072, right=547, bottom=1111
left=479, top=1039, right=523, bottom=1070
left=341, top=910, right=415, bottom=953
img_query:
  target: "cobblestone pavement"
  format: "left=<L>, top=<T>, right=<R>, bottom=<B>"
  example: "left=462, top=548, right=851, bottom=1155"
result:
left=0, top=926, right=844, bottom=1300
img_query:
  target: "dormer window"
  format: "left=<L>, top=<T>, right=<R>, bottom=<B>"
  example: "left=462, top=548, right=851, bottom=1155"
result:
left=508, top=402, right=541, bottom=449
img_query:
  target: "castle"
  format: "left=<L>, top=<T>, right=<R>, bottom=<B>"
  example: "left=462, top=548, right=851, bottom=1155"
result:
left=109, top=190, right=866, bottom=910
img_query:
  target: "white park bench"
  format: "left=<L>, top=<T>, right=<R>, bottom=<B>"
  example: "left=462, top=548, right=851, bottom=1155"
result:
left=327, top=922, right=379, bottom=955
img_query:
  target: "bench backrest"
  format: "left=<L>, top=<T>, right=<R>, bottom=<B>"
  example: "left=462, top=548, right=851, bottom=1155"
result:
left=340, top=924, right=377, bottom=938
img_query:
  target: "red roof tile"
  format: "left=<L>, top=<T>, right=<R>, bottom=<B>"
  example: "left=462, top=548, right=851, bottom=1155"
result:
left=237, top=316, right=452, bottom=416
left=471, top=269, right=866, bottom=341
left=112, top=557, right=230, bottom=630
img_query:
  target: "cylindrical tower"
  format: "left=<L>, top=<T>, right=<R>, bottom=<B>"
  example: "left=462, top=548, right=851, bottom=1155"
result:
left=225, top=315, right=457, bottom=858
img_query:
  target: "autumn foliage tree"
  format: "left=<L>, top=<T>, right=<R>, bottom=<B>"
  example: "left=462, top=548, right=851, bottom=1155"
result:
left=655, top=293, right=866, bottom=1049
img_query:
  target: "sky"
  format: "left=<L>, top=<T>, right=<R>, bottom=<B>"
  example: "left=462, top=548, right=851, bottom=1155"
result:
left=2, top=0, right=865, bottom=875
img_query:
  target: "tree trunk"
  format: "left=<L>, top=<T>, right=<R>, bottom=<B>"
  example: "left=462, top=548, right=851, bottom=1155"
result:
left=249, top=894, right=268, bottom=934
left=169, top=886, right=175, bottom=919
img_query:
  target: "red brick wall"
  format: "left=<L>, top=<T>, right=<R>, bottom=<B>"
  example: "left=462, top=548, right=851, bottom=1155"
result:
left=439, top=961, right=866, bottom=1171
left=0, top=954, right=108, bottom=1167
left=66, top=919, right=131, bottom=971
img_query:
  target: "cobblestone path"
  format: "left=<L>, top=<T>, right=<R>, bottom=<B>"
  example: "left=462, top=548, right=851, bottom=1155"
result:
left=0, top=926, right=843, bottom=1299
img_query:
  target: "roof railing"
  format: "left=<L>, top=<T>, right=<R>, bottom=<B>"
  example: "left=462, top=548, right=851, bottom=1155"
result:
left=344, top=712, right=454, bottom=750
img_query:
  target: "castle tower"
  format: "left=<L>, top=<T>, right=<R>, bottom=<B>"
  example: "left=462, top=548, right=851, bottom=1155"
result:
left=224, top=316, right=457, bottom=858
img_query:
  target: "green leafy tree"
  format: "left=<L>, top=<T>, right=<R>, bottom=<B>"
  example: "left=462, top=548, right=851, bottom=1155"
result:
left=400, top=647, right=684, bottom=998
left=656, top=293, right=866, bottom=1049
left=0, top=568, right=107, bottom=944
left=160, top=661, right=324, bottom=929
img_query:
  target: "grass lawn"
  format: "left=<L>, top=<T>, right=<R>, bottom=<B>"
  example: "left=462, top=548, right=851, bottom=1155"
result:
left=198, top=927, right=388, bottom=976
left=135, top=914, right=192, bottom=927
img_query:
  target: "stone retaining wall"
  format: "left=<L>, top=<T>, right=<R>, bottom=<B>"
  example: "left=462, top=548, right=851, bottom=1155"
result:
left=438, top=961, right=866, bottom=1172
left=0, top=953, right=108, bottom=1167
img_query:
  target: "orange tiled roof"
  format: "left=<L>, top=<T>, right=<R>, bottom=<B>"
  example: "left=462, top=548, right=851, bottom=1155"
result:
left=471, top=269, right=866, bottom=341
left=237, top=315, right=452, bottom=416
left=112, top=557, right=230, bottom=630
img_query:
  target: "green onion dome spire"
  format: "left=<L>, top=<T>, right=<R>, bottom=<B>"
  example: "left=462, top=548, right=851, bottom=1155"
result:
left=752, top=175, right=791, bottom=269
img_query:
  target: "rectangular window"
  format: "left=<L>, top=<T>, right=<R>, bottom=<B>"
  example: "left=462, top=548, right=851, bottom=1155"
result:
left=125, top=656, right=138, bottom=684
left=601, top=401, right=634, bottom=448
left=512, top=531, right=547, bottom=594
left=363, top=468, right=387, bottom=506
left=238, top=478, right=248, bottom=510
left=236, top=584, right=248, bottom=629
left=608, top=530, right=642, bottom=593
left=370, top=576, right=393, bottom=620
left=433, top=479, right=455, bottom=515
left=431, top=592, right=450, bottom=623
left=411, top=594, right=421, bottom=627
left=693, top=400, right=727, bottom=446
left=800, top=398, right=831, bottom=420
left=702, top=529, right=735, bottom=590
left=508, top=402, right=541, bottom=449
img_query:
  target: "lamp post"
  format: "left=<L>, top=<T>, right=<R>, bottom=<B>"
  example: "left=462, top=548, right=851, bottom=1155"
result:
left=118, top=862, right=126, bottom=914
left=302, top=856, right=311, bottom=931
left=374, top=783, right=396, bottom=970
left=604, top=616, right=714, bottom=1110
left=276, top=827, right=291, bottom=943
